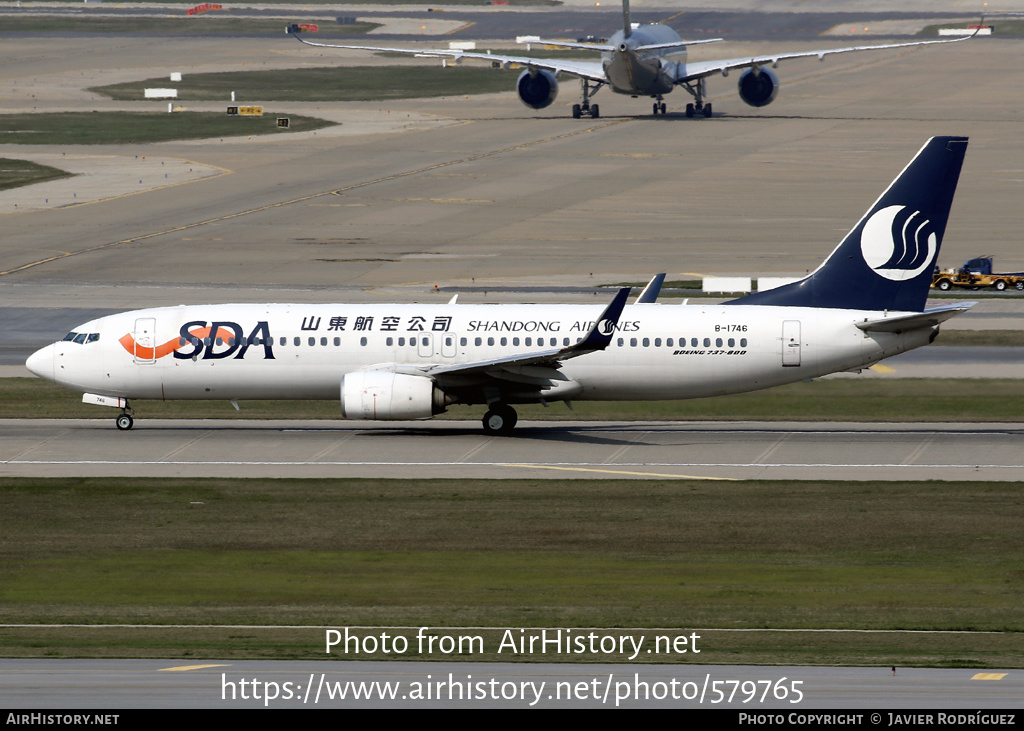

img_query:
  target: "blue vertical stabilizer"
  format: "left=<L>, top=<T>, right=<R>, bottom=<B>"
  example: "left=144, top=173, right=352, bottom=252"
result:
left=728, top=136, right=968, bottom=312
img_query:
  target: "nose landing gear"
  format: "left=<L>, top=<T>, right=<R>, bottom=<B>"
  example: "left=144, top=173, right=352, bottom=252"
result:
left=115, top=402, right=134, bottom=431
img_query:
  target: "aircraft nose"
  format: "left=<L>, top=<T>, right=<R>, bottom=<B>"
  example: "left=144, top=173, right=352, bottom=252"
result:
left=25, top=344, right=55, bottom=381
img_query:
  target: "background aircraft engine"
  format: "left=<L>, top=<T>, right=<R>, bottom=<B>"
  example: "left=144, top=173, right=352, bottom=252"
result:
left=516, top=69, right=558, bottom=109
left=340, top=371, right=446, bottom=420
left=737, top=66, right=779, bottom=107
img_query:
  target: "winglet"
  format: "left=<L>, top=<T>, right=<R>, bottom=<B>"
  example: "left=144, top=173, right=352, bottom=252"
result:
left=635, top=273, right=666, bottom=304
left=568, top=286, right=631, bottom=354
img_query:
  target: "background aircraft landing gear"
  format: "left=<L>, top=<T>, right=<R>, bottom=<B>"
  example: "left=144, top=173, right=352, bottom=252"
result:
left=682, top=78, right=712, bottom=118
left=482, top=404, right=518, bottom=435
left=115, top=402, right=134, bottom=431
left=573, top=102, right=600, bottom=119
left=573, top=79, right=603, bottom=119
left=685, top=102, right=713, bottom=118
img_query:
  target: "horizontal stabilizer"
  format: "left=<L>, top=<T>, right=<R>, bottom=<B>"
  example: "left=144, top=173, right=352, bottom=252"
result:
left=856, top=302, right=976, bottom=333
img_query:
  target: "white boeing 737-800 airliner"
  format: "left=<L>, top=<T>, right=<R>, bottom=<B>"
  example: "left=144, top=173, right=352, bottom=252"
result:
left=287, top=0, right=978, bottom=119
left=27, top=137, right=973, bottom=434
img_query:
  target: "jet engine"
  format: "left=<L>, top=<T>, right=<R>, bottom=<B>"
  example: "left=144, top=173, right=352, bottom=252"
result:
left=737, top=66, right=779, bottom=108
left=340, top=371, right=447, bottom=420
left=517, top=69, right=558, bottom=110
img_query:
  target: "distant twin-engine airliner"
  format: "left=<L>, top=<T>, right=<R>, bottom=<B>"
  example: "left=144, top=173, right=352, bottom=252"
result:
left=287, top=0, right=977, bottom=118
left=27, top=137, right=973, bottom=434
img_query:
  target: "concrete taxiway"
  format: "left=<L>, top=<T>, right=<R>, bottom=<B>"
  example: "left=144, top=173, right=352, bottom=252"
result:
left=3, top=32, right=1024, bottom=295
left=3, top=419, right=1023, bottom=481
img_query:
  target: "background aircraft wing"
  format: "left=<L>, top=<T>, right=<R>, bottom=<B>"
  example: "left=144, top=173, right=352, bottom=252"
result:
left=287, top=29, right=607, bottom=82
left=674, top=33, right=977, bottom=84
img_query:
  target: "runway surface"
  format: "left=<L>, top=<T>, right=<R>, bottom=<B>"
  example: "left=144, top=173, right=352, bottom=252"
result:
left=1, top=658, right=1019, bottom=709
left=3, top=419, right=1022, bottom=481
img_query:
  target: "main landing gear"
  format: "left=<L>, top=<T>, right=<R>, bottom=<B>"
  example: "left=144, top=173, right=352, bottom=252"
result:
left=572, top=79, right=604, bottom=119
left=680, top=78, right=713, bottom=118
left=685, top=102, right=713, bottom=118
left=115, top=401, right=134, bottom=431
left=482, top=404, right=518, bottom=435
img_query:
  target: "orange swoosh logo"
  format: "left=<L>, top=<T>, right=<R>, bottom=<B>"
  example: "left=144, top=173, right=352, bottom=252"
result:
left=119, top=326, right=214, bottom=360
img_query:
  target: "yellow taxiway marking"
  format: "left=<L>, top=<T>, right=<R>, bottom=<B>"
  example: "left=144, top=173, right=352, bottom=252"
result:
left=870, top=363, right=897, bottom=373
left=971, top=673, right=1008, bottom=680
left=661, top=10, right=687, bottom=24
left=502, top=464, right=737, bottom=480
left=447, top=22, right=476, bottom=36
left=159, top=664, right=231, bottom=672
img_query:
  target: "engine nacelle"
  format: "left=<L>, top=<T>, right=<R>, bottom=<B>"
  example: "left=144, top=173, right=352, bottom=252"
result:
left=516, top=68, right=558, bottom=110
left=340, top=371, right=446, bottom=420
left=737, top=66, right=779, bottom=108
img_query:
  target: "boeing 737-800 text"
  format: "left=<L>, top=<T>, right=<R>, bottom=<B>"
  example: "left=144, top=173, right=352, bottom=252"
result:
left=27, top=137, right=973, bottom=434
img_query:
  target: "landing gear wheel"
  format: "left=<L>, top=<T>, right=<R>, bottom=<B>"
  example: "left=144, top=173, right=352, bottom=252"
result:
left=660, top=102, right=667, bottom=115
left=116, top=414, right=134, bottom=431
left=685, top=103, right=695, bottom=118
left=482, top=405, right=518, bottom=435
left=591, top=104, right=599, bottom=118
left=572, top=104, right=582, bottom=119
left=702, top=103, right=713, bottom=118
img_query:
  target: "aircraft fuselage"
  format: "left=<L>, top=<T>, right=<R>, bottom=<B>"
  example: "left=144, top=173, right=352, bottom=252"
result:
left=602, top=24, right=686, bottom=96
left=29, top=301, right=928, bottom=406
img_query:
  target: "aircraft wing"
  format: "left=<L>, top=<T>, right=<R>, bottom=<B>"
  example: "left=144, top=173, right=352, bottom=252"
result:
left=675, top=32, right=978, bottom=84
left=287, top=28, right=607, bottom=82
left=404, top=287, right=631, bottom=386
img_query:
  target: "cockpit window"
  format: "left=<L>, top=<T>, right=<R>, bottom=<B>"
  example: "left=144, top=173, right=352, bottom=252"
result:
left=63, top=331, right=99, bottom=344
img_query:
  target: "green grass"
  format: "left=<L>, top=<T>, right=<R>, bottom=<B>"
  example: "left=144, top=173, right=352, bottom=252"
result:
left=6, top=377, right=1024, bottom=423
left=0, top=17, right=379, bottom=35
left=0, top=112, right=336, bottom=145
left=0, top=158, right=73, bottom=192
left=0, top=477, right=1020, bottom=665
left=91, top=66, right=517, bottom=103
